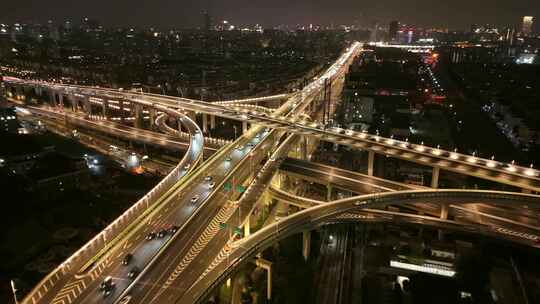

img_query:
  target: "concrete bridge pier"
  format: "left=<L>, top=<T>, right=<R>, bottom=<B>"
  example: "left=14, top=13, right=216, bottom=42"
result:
left=83, top=96, right=91, bottom=116
left=210, top=115, right=216, bottom=130
left=58, top=92, right=64, bottom=108
left=15, top=86, right=23, bottom=100
left=24, top=87, right=32, bottom=103
left=254, top=258, right=272, bottom=300
left=302, top=230, right=311, bottom=261
left=119, top=100, right=125, bottom=122
left=367, top=150, right=375, bottom=176
left=202, top=113, right=208, bottom=133
left=243, top=217, right=251, bottom=237
left=50, top=89, right=57, bottom=105
left=300, top=136, right=308, bottom=160
left=134, top=104, right=143, bottom=129
left=242, top=121, right=249, bottom=133
left=326, top=184, right=333, bottom=202
left=149, top=108, right=156, bottom=129
left=431, top=167, right=440, bottom=188
left=102, top=100, right=109, bottom=119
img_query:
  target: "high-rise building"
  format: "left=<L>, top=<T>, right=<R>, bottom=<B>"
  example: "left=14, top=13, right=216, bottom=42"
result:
left=504, top=28, right=515, bottom=45
left=522, top=16, right=534, bottom=36
left=389, top=21, right=399, bottom=42
left=202, top=10, right=212, bottom=31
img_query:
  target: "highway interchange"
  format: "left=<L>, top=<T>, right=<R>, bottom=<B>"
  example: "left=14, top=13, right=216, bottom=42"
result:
left=3, top=41, right=540, bottom=304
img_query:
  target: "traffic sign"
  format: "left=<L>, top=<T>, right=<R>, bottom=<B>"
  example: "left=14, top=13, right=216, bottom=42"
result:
left=233, top=227, right=243, bottom=235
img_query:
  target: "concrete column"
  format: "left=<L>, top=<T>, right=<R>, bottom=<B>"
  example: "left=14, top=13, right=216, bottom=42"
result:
left=149, top=108, right=156, bottom=129
left=119, top=100, right=125, bottom=121
left=58, top=93, right=64, bottom=108
left=70, top=97, right=77, bottom=112
left=367, top=151, right=375, bottom=176
left=301, top=136, right=308, bottom=160
left=102, top=99, right=109, bottom=119
left=440, top=204, right=449, bottom=220
left=134, top=104, right=143, bottom=128
left=83, top=96, right=91, bottom=116
left=438, top=203, right=449, bottom=241
left=15, top=86, right=22, bottom=100
left=73, top=97, right=80, bottom=112
left=202, top=113, right=208, bottom=133
left=210, top=115, right=216, bottom=129
left=242, top=121, right=249, bottom=133
left=244, top=217, right=251, bottom=237
left=431, top=167, right=440, bottom=189
left=49, top=90, right=56, bottom=105
left=23, top=87, right=31, bottom=103
left=302, top=230, right=311, bottom=261
left=255, top=258, right=272, bottom=300
left=326, top=184, right=333, bottom=202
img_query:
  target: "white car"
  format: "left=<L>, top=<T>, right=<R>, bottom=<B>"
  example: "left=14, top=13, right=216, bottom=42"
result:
left=191, top=195, right=200, bottom=203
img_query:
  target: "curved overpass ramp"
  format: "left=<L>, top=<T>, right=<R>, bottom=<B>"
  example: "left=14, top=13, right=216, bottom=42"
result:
left=19, top=103, right=205, bottom=304
left=181, top=190, right=540, bottom=304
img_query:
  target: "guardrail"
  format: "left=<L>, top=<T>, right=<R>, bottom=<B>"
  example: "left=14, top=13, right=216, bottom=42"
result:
left=155, top=113, right=231, bottom=148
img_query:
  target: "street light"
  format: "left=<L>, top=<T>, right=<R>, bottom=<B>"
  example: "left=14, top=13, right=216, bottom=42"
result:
left=10, top=280, right=19, bottom=304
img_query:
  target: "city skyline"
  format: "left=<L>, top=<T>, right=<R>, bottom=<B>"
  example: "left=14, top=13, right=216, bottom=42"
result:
left=2, top=1, right=540, bottom=303
left=2, top=0, right=539, bottom=30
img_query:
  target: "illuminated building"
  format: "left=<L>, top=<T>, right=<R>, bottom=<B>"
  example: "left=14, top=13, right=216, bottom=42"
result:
left=522, top=16, right=534, bottom=36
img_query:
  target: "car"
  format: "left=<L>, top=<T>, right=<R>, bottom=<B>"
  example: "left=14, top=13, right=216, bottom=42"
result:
left=225, top=156, right=232, bottom=162
left=194, top=129, right=200, bottom=134
left=191, top=195, right=200, bottom=203
left=103, top=286, right=115, bottom=298
left=127, top=267, right=140, bottom=279
left=183, top=164, right=191, bottom=170
left=236, top=145, right=244, bottom=151
left=100, top=276, right=114, bottom=292
left=247, top=143, right=254, bottom=148
left=208, top=182, right=216, bottom=189
left=204, top=175, right=213, bottom=182
left=157, top=229, right=167, bottom=238
left=122, top=253, right=133, bottom=266
left=146, top=232, right=156, bottom=241
left=169, top=225, right=179, bottom=234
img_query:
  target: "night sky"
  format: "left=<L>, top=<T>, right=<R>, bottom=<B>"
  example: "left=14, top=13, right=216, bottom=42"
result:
left=2, top=0, right=539, bottom=30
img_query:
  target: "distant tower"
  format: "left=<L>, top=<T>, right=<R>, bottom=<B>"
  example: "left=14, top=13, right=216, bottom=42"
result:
left=522, top=16, right=534, bottom=36
left=370, top=22, right=379, bottom=42
left=202, top=10, right=212, bottom=31
left=505, top=28, right=515, bottom=45
left=389, top=21, right=399, bottom=42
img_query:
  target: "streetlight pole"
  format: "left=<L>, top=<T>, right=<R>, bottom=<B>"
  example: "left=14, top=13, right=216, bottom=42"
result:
left=10, top=280, right=19, bottom=304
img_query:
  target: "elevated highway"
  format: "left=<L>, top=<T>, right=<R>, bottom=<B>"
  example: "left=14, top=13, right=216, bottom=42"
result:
left=6, top=75, right=540, bottom=192
left=276, top=158, right=540, bottom=231
left=182, top=190, right=540, bottom=304
left=4, top=40, right=539, bottom=304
